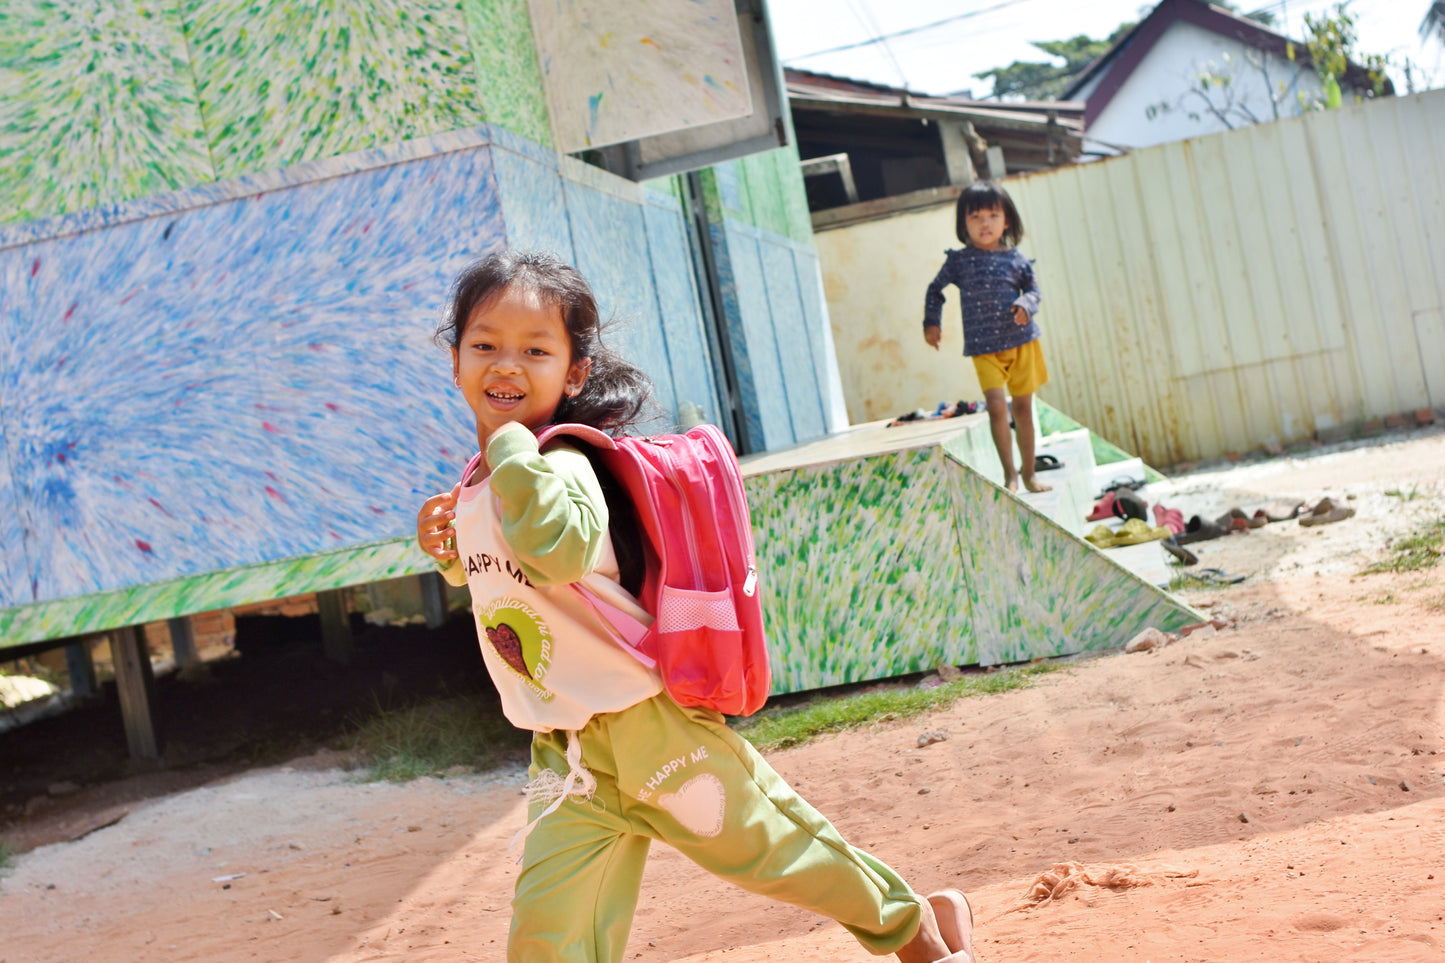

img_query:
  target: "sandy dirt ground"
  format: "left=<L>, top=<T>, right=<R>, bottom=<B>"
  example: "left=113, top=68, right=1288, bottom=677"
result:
left=3, top=426, right=1444, bottom=962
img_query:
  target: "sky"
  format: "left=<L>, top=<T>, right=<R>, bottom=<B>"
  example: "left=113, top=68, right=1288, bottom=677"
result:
left=768, top=0, right=1443, bottom=98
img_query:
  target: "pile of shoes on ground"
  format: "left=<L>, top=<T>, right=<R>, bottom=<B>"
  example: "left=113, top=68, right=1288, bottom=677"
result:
left=1084, top=481, right=1355, bottom=575
left=887, top=399, right=985, bottom=426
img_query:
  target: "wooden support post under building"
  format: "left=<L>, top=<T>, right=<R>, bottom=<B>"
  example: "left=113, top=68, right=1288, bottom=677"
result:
left=167, top=616, right=199, bottom=668
left=938, top=121, right=978, bottom=187
left=317, top=589, right=354, bottom=664
left=419, top=572, right=447, bottom=629
left=64, top=635, right=98, bottom=700
left=110, top=626, right=162, bottom=760
left=986, top=145, right=1007, bottom=180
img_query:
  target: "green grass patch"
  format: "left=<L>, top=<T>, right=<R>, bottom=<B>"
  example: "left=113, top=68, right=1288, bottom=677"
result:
left=347, top=663, right=1064, bottom=781
left=0, top=840, right=15, bottom=876
left=347, top=695, right=530, bottom=783
left=1359, top=518, right=1445, bottom=575
left=733, top=663, right=1061, bottom=753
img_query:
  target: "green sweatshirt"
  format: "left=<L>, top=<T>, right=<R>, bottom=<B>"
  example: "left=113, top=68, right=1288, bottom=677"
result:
left=439, top=422, right=609, bottom=588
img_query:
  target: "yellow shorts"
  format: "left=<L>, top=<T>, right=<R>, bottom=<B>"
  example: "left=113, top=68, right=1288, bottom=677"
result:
left=972, top=339, right=1048, bottom=397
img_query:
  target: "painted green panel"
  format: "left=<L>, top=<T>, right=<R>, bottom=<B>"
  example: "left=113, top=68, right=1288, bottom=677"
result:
left=746, top=447, right=975, bottom=693
left=459, top=0, right=551, bottom=148
left=182, top=0, right=486, bottom=179
left=0, top=0, right=213, bottom=225
left=777, top=144, right=816, bottom=245
left=739, top=151, right=786, bottom=238
left=723, top=147, right=815, bottom=245
left=943, top=457, right=1197, bottom=665
left=0, top=537, right=433, bottom=650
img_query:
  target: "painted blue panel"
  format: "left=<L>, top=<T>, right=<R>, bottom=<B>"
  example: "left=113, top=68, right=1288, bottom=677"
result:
left=707, top=221, right=762, bottom=448
left=641, top=197, right=720, bottom=426
left=0, top=149, right=504, bottom=606
left=792, top=246, right=836, bottom=432
left=724, top=220, right=794, bottom=449
left=759, top=236, right=827, bottom=442
left=562, top=178, right=677, bottom=430
left=0, top=389, right=27, bottom=603
left=0, top=126, right=496, bottom=253
left=713, top=162, right=745, bottom=217
left=493, top=147, right=574, bottom=261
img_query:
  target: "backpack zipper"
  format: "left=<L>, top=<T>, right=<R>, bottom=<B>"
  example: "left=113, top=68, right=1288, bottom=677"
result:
left=655, top=439, right=707, bottom=588
left=697, top=427, right=759, bottom=597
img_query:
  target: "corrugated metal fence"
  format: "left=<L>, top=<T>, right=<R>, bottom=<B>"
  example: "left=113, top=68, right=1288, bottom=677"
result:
left=816, top=89, right=1445, bottom=467
left=1006, top=88, right=1445, bottom=465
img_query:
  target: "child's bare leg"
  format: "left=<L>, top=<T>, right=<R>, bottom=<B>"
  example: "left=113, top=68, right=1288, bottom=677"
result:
left=983, top=387, right=1019, bottom=491
left=894, top=897, right=952, bottom=963
left=1012, top=393, right=1051, bottom=493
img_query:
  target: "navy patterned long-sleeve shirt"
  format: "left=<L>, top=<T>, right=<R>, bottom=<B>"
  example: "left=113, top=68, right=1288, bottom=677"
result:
left=922, top=246, right=1041, bottom=357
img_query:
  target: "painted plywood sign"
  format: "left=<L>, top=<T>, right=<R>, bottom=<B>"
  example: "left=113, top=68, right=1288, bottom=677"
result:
left=528, top=0, right=753, bottom=152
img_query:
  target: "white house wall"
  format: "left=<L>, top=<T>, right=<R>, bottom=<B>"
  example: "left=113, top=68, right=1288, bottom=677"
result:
left=1091, top=20, right=1330, bottom=151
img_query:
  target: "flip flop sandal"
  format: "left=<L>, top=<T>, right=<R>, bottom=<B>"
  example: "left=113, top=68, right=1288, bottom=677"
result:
left=1175, top=515, right=1229, bottom=545
left=927, top=890, right=976, bottom=962
left=888, top=409, right=929, bottom=426
left=1086, top=491, right=1117, bottom=521
left=1161, top=537, right=1198, bottom=566
left=1112, top=518, right=1172, bottom=545
left=1219, top=507, right=1266, bottom=529
left=1300, top=504, right=1356, bottom=526
left=1182, top=567, right=1247, bottom=585
left=1035, top=453, right=1065, bottom=472
left=1113, top=487, right=1148, bottom=521
left=1100, top=476, right=1146, bottom=495
left=1214, top=513, right=1253, bottom=534
left=1153, top=504, right=1185, bottom=534
left=1263, top=499, right=1307, bottom=522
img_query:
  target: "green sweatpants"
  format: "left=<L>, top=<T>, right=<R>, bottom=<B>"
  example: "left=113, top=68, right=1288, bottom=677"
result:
left=509, top=693, right=924, bottom=962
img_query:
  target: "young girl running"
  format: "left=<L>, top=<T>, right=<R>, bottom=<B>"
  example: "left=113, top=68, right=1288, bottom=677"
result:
left=416, top=249, right=976, bottom=963
left=923, top=179, right=1051, bottom=494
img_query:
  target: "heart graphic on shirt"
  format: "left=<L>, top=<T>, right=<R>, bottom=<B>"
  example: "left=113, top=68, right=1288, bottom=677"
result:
left=484, top=623, right=528, bottom=677
left=657, top=773, right=726, bottom=838
left=477, top=599, right=552, bottom=685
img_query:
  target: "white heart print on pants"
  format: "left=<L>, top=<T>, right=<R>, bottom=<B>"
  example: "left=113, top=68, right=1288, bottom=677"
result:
left=657, top=773, right=726, bottom=837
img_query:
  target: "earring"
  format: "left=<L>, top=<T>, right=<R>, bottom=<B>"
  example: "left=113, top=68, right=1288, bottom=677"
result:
left=454, top=377, right=460, bottom=386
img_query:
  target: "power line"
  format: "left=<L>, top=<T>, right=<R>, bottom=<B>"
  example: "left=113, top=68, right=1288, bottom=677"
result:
left=782, top=0, right=1039, bottom=62
left=844, top=0, right=914, bottom=88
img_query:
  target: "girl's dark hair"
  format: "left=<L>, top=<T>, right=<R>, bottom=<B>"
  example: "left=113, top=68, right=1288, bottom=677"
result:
left=955, top=180, right=1024, bottom=247
left=437, top=249, right=654, bottom=433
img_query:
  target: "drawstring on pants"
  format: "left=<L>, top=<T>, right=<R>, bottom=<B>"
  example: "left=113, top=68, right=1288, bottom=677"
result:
left=509, top=729, right=596, bottom=857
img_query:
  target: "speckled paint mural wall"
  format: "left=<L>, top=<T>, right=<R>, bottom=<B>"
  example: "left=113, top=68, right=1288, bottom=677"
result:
left=0, top=126, right=734, bottom=635
left=747, top=424, right=1198, bottom=691
left=0, top=0, right=843, bottom=653
left=0, top=0, right=547, bottom=225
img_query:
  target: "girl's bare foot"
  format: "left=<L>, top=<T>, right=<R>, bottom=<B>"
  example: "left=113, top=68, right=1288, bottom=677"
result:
left=1004, top=472, right=1021, bottom=492
left=1022, top=473, right=1052, bottom=493
left=895, top=898, right=951, bottom=963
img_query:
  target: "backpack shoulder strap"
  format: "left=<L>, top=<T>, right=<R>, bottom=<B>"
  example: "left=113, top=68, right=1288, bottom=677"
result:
left=535, top=422, right=617, bottom=452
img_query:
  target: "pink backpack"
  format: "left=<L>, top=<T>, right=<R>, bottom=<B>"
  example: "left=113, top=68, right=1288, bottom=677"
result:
left=535, top=422, right=772, bottom=717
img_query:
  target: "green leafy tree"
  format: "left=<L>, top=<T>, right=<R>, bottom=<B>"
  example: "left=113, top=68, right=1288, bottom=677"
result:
left=1424, top=1, right=1445, bottom=47
left=1299, top=2, right=1390, bottom=107
left=1148, top=1, right=1389, bottom=129
left=974, top=23, right=1133, bottom=101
